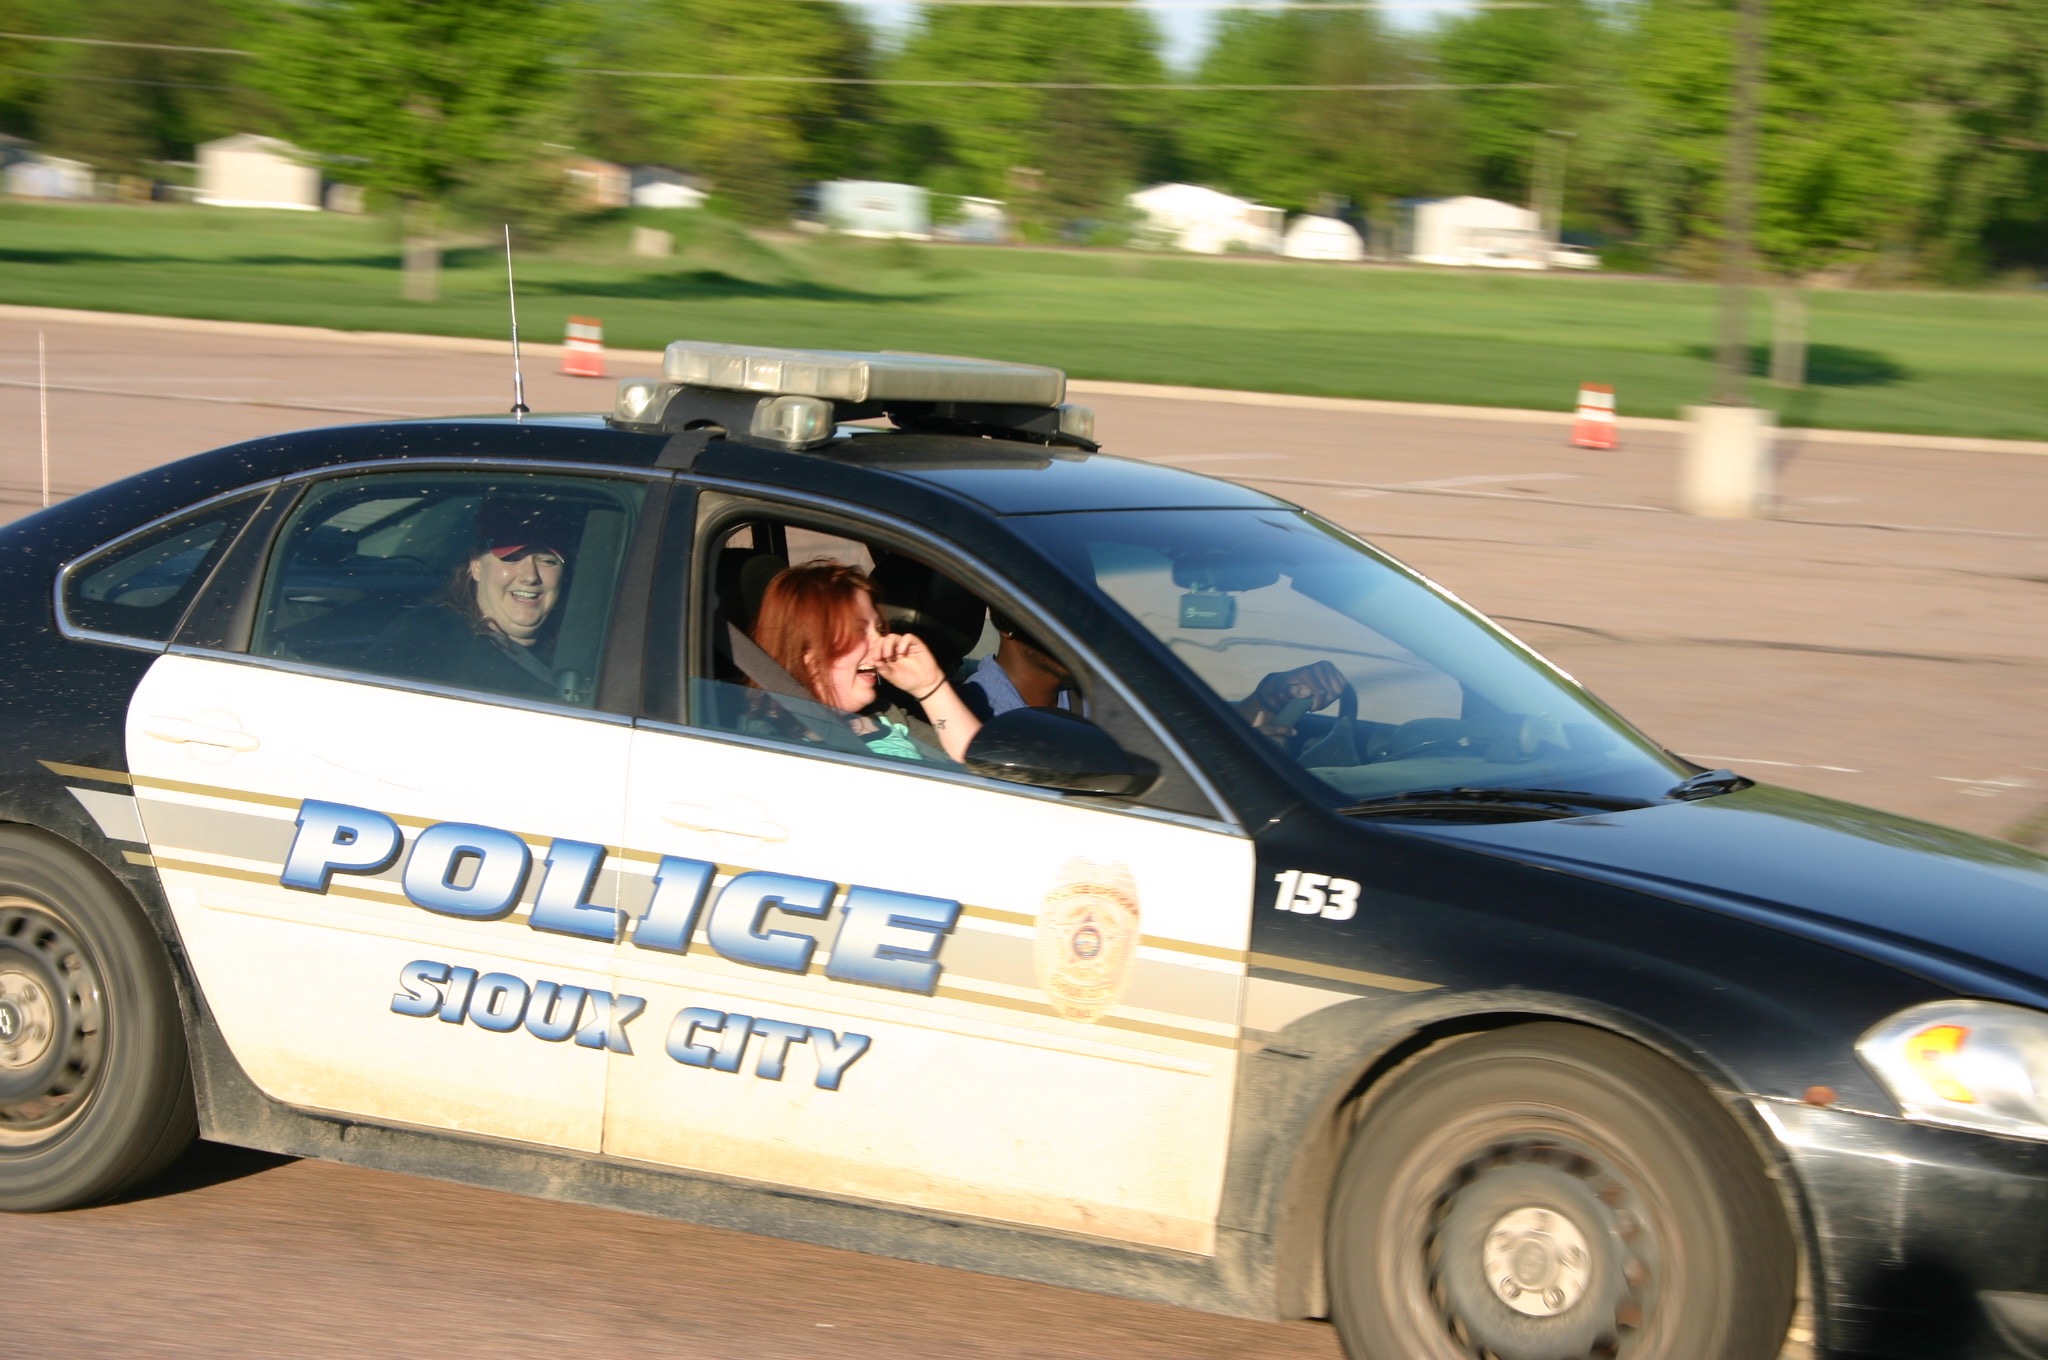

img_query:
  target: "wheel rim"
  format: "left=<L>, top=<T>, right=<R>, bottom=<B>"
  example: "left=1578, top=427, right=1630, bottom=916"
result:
left=1483, top=1205, right=1594, bottom=1317
left=0, top=896, right=106, bottom=1145
left=1381, top=1116, right=1667, bottom=1360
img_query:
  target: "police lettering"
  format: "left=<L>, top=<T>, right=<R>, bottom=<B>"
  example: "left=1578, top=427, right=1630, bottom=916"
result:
left=391, top=960, right=869, bottom=1090
left=392, top=959, right=643, bottom=1052
left=284, top=800, right=962, bottom=995
left=665, top=1008, right=871, bottom=1091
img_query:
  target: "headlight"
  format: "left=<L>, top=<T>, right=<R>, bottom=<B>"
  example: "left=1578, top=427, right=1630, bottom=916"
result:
left=1859, top=1000, right=2048, bottom=1142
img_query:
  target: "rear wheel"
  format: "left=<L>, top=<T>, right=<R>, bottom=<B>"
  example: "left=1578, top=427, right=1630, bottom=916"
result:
left=0, top=828, right=194, bottom=1210
left=1327, top=1023, right=1794, bottom=1360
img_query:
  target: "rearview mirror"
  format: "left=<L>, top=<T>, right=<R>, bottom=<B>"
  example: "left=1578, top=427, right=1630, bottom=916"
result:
left=964, top=708, right=1156, bottom=797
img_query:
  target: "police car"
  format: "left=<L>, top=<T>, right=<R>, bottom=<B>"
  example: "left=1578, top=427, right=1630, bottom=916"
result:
left=1, top=342, right=2044, bottom=1360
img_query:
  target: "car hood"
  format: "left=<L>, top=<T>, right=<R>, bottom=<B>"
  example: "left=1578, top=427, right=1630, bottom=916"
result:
left=1400, top=783, right=2048, bottom=1000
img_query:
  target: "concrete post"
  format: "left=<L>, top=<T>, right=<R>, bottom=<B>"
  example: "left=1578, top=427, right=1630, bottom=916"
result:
left=1680, top=405, right=1775, bottom=517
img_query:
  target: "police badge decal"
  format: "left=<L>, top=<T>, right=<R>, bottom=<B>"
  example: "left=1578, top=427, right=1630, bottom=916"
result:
left=1034, top=858, right=1140, bottom=1022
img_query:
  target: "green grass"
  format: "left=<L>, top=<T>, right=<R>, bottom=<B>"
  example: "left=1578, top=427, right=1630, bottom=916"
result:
left=7, top=201, right=2048, bottom=439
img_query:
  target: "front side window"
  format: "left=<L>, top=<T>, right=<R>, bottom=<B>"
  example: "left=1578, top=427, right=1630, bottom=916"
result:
left=251, top=472, right=647, bottom=707
left=1013, top=507, right=1691, bottom=806
left=690, top=516, right=995, bottom=767
left=63, top=494, right=261, bottom=644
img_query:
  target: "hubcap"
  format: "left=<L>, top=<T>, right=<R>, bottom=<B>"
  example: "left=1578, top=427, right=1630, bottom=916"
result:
left=0, top=899, right=105, bottom=1141
left=1483, top=1205, right=1592, bottom=1316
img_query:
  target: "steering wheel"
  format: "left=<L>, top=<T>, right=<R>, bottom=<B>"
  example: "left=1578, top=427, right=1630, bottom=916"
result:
left=1290, top=682, right=1360, bottom=764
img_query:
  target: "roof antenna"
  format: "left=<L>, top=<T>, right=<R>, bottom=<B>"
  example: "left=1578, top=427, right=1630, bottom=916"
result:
left=37, top=330, right=49, bottom=507
left=503, top=225, right=529, bottom=421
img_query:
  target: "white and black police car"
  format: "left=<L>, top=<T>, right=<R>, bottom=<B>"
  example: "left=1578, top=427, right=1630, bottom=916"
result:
left=1, top=342, right=2045, bottom=1360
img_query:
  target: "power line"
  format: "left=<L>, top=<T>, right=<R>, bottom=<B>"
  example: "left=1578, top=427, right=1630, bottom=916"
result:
left=0, top=66, right=235, bottom=91
left=813, top=0, right=1544, bottom=7
left=0, top=32, right=248, bottom=56
left=587, top=70, right=1550, bottom=90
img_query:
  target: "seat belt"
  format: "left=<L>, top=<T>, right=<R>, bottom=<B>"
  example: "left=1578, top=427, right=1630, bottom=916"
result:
left=725, top=624, right=869, bottom=754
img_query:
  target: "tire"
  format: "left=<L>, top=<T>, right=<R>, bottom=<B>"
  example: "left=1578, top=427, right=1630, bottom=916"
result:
left=1327, top=1023, right=1794, bottom=1360
left=0, top=827, right=196, bottom=1210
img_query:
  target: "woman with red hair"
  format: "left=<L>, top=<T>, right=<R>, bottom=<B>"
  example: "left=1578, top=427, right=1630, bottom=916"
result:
left=750, top=560, right=982, bottom=763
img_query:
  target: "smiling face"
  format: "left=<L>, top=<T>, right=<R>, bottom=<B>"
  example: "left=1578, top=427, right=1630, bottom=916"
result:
left=808, top=592, right=886, bottom=712
left=469, top=548, right=564, bottom=645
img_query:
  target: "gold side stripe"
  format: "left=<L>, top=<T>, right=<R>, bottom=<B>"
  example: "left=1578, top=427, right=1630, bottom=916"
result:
left=958, top=903, right=1247, bottom=964
left=133, top=773, right=300, bottom=810
left=1246, top=951, right=1440, bottom=994
left=124, top=770, right=1242, bottom=965
left=931, top=982, right=1237, bottom=1049
left=150, top=853, right=1237, bottom=1047
left=42, top=760, right=133, bottom=785
left=122, top=850, right=156, bottom=867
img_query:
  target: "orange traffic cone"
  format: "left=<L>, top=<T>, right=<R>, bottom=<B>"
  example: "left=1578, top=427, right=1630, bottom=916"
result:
left=1570, top=383, right=1617, bottom=449
left=561, top=316, right=606, bottom=378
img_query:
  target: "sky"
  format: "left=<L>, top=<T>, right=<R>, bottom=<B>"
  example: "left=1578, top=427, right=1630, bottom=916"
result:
left=839, top=2, right=1472, bottom=71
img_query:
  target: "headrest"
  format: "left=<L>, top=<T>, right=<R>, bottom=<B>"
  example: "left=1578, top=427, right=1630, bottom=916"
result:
left=715, top=546, right=788, bottom=633
left=871, top=552, right=987, bottom=675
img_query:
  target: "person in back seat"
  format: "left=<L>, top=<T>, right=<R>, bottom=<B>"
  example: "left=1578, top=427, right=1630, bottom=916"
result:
left=749, top=560, right=981, bottom=763
left=365, top=497, right=571, bottom=701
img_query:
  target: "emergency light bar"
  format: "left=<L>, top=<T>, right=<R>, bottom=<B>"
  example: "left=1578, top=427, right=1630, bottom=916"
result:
left=611, top=341, right=1092, bottom=453
left=662, top=341, right=1066, bottom=407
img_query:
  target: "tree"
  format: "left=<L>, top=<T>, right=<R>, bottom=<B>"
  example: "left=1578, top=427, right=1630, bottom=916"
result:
left=885, top=5, right=1167, bottom=231
left=1907, top=0, right=2048, bottom=280
left=1435, top=0, right=1619, bottom=230
left=580, top=0, right=874, bottom=224
left=244, top=0, right=586, bottom=300
left=1178, top=10, right=1462, bottom=221
left=6, top=0, right=260, bottom=174
left=1604, top=0, right=1931, bottom=278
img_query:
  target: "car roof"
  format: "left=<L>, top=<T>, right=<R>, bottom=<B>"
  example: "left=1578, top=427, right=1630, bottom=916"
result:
left=814, top=429, right=1286, bottom=516
left=9, top=411, right=1294, bottom=570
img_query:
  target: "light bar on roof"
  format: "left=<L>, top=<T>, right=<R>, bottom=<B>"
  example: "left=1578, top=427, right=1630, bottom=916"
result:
left=663, top=341, right=1065, bottom=406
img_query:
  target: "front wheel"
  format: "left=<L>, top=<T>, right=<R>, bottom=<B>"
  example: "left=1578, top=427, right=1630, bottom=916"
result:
left=0, top=828, right=195, bottom=1210
left=1327, top=1023, right=1794, bottom=1360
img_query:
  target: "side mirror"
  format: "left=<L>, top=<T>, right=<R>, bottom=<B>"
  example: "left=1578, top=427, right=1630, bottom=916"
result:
left=963, top=708, right=1157, bottom=797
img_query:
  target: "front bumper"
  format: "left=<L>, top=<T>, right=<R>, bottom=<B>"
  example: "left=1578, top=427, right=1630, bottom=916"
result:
left=1766, top=1100, right=2048, bottom=1358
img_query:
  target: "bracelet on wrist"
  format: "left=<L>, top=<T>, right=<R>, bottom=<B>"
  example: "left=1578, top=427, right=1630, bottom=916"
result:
left=914, top=678, right=946, bottom=703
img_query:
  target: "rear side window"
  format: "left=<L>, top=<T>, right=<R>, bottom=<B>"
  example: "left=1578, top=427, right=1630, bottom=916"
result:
left=62, top=495, right=262, bottom=644
left=250, top=471, right=647, bottom=708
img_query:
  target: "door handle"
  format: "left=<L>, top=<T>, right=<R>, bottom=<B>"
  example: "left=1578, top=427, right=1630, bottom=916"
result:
left=662, top=801, right=789, bottom=842
left=142, top=715, right=261, bottom=753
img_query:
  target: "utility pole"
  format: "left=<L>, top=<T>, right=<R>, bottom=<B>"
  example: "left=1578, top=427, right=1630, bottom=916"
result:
left=1714, top=0, right=1764, bottom=404
left=1683, top=0, right=1774, bottom=517
left=1537, top=129, right=1576, bottom=247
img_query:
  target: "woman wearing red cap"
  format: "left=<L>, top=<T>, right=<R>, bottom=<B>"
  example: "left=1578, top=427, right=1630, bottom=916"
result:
left=365, top=496, right=574, bottom=701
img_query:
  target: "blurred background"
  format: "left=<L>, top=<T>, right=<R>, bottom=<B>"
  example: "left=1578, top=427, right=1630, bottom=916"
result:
left=1, top=0, right=2047, bottom=434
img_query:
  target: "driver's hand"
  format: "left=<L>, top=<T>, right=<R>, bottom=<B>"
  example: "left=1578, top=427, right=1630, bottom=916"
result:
left=1241, top=661, right=1346, bottom=742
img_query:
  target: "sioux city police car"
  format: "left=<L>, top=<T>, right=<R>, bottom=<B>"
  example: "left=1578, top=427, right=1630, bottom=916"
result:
left=1, top=342, right=2044, bottom=1360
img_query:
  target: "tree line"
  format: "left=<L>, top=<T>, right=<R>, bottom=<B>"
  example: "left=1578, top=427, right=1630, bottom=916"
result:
left=3, top=0, right=2047, bottom=284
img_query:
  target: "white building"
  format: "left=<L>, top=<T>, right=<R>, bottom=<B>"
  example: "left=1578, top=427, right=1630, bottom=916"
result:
left=1281, top=214, right=1366, bottom=262
left=1127, top=183, right=1283, bottom=255
left=1400, top=195, right=1548, bottom=268
left=818, top=181, right=931, bottom=240
left=197, top=134, right=321, bottom=210
left=934, top=195, right=1007, bottom=244
left=630, top=168, right=706, bottom=210
left=4, top=155, right=94, bottom=201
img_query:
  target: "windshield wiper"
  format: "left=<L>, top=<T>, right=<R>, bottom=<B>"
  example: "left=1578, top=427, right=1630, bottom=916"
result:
left=1667, top=768, right=1753, bottom=801
left=1337, top=786, right=1655, bottom=819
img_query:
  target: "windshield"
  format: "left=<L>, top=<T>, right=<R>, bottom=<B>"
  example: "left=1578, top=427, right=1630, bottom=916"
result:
left=1013, top=507, right=1690, bottom=806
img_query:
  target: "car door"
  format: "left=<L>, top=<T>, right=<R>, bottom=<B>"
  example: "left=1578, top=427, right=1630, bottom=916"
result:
left=122, top=466, right=657, bottom=1152
left=602, top=496, right=1255, bottom=1256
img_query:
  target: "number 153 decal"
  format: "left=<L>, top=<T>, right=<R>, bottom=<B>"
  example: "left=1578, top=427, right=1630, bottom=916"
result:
left=1272, top=869, right=1361, bottom=921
